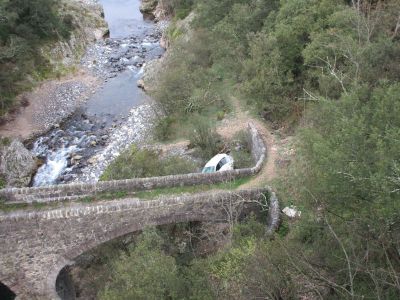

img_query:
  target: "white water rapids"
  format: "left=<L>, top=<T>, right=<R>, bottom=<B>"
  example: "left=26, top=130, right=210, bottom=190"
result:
left=32, top=143, right=77, bottom=187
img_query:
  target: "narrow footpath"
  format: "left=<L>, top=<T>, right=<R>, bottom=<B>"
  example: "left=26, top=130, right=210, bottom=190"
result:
left=217, top=96, right=279, bottom=188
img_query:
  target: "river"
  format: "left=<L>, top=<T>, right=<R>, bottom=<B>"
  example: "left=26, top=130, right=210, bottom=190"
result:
left=30, top=0, right=164, bottom=186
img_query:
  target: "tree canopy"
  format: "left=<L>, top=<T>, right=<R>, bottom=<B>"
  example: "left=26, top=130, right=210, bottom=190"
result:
left=0, top=0, right=73, bottom=115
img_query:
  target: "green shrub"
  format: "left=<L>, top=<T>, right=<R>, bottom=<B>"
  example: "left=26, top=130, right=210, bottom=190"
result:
left=0, top=0, right=74, bottom=115
left=100, top=145, right=199, bottom=181
left=166, top=22, right=183, bottom=40
left=276, top=220, right=289, bottom=238
left=153, top=116, right=177, bottom=141
left=0, top=175, right=6, bottom=189
left=99, top=229, right=180, bottom=300
left=175, top=8, right=191, bottom=20
left=189, top=117, right=224, bottom=160
left=162, top=156, right=198, bottom=175
left=232, top=215, right=265, bottom=243
left=231, top=150, right=253, bottom=169
left=0, top=137, right=11, bottom=147
left=216, top=110, right=225, bottom=121
left=98, top=227, right=215, bottom=300
left=230, top=130, right=253, bottom=169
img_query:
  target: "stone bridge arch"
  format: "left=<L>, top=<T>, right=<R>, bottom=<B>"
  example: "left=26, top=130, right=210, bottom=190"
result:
left=0, top=189, right=271, bottom=299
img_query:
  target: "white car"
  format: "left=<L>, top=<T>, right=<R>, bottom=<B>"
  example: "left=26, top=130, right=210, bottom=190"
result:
left=201, top=154, right=234, bottom=173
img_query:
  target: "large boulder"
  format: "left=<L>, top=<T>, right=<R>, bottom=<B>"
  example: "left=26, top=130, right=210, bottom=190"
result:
left=140, top=0, right=158, bottom=16
left=0, top=138, right=37, bottom=187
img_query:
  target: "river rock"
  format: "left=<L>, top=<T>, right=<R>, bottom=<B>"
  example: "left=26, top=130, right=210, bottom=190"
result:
left=137, top=79, right=145, bottom=90
left=71, top=155, right=83, bottom=165
left=0, top=138, right=37, bottom=187
left=160, top=35, right=168, bottom=49
left=88, top=157, right=97, bottom=165
left=140, top=0, right=158, bottom=15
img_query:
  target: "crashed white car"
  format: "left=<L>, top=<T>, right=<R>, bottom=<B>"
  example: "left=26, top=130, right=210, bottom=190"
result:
left=201, top=153, right=234, bottom=173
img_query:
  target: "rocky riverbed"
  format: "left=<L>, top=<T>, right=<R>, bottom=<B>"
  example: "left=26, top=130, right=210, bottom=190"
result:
left=29, top=0, right=168, bottom=186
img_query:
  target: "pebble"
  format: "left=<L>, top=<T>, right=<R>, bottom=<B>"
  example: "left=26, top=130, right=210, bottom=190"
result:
left=32, top=82, right=88, bottom=131
left=74, top=104, right=158, bottom=183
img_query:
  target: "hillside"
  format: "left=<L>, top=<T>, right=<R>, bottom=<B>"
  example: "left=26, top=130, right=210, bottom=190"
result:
left=0, top=0, right=106, bottom=118
left=0, top=0, right=399, bottom=299
left=96, top=0, right=400, bottom=299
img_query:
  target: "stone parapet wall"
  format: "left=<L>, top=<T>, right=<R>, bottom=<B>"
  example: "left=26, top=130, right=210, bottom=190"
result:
left=266, top=187, right=280, bottom=235
left=0, top=123, right=266, bottom=204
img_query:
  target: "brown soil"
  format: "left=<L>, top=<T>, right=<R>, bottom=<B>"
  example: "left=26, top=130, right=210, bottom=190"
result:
left=217, top=97, right=279, bottom=189
left=0, top=70, right=99, bottom=141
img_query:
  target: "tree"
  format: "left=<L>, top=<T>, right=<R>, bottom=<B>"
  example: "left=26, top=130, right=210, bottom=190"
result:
left=99, top=229, right=180, bottom=300
left=289, top=82, right=400, bottom=298
left=0, top=0, right=73, bottom=115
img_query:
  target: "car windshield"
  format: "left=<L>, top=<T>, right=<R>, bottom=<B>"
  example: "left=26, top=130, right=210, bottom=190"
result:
left=202, top=166, right=215, bottom=173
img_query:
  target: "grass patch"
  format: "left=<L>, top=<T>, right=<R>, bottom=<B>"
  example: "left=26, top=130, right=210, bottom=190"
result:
left=0, top=200, right=29, bottom=212
left=0, top=199, right=60, bottom=212
left=229, top=130, right=254, bottom=169
left=134, top=176, right=252, bottom=200
left=100, top=145, right=200, bottom=181
left=0, top=177, right=253, bottom=212
left=188, top=115, right=224, bottom=160
left=72, top=191, right=129, bottom=204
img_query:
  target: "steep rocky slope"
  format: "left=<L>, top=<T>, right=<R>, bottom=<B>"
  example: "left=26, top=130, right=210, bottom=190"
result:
left=41, top=0, right=108, bottom=69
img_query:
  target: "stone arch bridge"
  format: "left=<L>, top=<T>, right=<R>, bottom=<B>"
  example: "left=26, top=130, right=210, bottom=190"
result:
left=0, top=124, right=280, bottom=299
left=0, top=188, right=278, bottom=299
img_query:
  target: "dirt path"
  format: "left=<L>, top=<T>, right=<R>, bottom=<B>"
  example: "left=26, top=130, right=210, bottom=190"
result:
left=152, top=97, right=280, bottom=188
left=217, top=97, right=278, bottom=188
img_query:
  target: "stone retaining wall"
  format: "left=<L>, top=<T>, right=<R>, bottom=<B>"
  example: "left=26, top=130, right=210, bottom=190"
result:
left=0, top=123, right=266, bottom=203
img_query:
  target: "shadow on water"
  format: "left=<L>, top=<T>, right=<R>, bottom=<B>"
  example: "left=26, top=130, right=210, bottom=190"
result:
left=0, top=282, right=16, bottom=300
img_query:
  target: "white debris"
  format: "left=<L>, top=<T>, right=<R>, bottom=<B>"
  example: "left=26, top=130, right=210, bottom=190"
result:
left=282, top=206, right=301, bottom=218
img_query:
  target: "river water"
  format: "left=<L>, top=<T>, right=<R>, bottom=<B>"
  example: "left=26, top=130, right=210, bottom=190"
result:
left=31, top=0, right=164, bottom=186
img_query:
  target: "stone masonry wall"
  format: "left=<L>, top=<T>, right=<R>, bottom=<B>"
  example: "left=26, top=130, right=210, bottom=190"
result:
left=0, top=123, right=266, bottom=204
left=0, top=188, right=270, bottom=299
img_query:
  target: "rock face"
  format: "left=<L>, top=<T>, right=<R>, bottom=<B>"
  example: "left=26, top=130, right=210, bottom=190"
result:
left=140, top=0, right=158, bottom=17
left=0, top=139, right=37, bottom=187
left=41, top=0, right=108, bottom=68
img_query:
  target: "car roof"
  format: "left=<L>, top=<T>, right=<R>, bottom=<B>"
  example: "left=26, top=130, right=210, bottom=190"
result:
left=204, top=154, right=230, bottom=168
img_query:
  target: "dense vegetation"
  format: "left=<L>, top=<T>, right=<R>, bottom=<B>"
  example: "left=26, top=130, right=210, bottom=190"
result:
left=0, top=0, right=74, bottom=115
left=152, top=0, right=400, bottom=127
left=4, top=0, right=398, bottom=298
left=100, top=145, right=199, bottom=181
left=102, top=126, right=254, bottom=180
left=72, top=219, right=269, bottom=300
left=103, top=0, right=399, bottom=299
